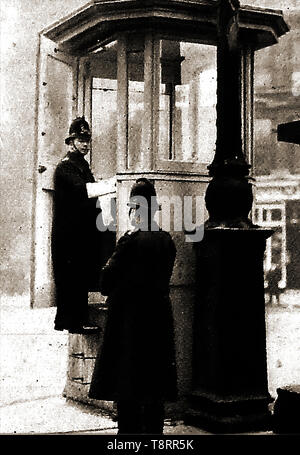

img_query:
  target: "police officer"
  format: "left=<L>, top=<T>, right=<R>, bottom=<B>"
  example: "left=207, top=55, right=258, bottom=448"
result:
left=89, top=178, right=177, bottom=434
left=51, top=117, right=106, bottom=334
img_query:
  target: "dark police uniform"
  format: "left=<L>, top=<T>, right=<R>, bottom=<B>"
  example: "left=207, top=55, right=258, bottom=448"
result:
left=51, top=151, right=103, bottom=331
left=51, top=117, right=113, bottom=332
left=89, top=178, right=177, bottom=434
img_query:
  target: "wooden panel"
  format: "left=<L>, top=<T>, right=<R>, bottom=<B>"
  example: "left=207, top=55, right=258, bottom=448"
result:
left=141, top=33, right=155, bottom=171
left=31, top=35, right=78, bottom=308
left=117, top=35, right=129, bottom=172
left=37, top=36, right=78, bottom=191
left=68, top=331, right=104, bottom=385
left=68, top=356, right=97, bottom=385
left=42, top=1, right=289, bottom=54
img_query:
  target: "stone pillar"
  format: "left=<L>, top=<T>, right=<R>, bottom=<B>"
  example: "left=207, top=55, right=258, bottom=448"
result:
left=185, top=0, right=274, bottom=432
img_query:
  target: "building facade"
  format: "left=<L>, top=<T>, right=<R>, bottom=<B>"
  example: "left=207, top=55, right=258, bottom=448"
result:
left=251, top=1, right=300, bottom=290
left=1, top=0, right=299, bottom=299
left=0, top=0, right=298, bottom=419
left=253, top=172, right=300, bottom=290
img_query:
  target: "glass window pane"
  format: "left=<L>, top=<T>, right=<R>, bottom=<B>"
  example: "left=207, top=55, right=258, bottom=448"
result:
left=271, top=208, right=282, bottom=221
left=263, top=209, right=268, bottom=221
left=158, top=39, right=217, bottom=164
left=128, top=43, right=144, bottom=170
left=128, top=80, right=144, bottom=168
left=92, top=77, right=117, bottom=179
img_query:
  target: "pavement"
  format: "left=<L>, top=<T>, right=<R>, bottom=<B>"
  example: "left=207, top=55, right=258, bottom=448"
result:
left=0, top=395, right=213, bottom=435
left=0, top=291, right=300, bottom=436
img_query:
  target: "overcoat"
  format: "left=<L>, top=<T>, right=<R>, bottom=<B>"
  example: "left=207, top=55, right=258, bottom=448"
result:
left=89, top=227, right=178, bottom=402
left=51, top=151, right=114, bottom=331
left=266, top=267, right=282, bottom=296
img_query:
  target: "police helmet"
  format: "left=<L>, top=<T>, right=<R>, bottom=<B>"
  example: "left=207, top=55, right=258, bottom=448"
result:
left=128, top=178, right=159, bottom=211
left=65, top=116, right=91, bottom=145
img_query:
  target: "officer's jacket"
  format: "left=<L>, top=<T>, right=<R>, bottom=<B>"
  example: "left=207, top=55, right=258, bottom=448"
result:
left=51, top=151, right=107, bottom=290
left=89, top=227, right=178, bottom=402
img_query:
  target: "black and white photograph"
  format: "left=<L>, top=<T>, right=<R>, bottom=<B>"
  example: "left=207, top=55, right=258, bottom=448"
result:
left=0, top=0, right=300, bottom=446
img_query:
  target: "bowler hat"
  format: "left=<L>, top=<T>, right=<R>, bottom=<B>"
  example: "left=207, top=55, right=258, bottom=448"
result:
left=65, top=116, right=91, bottom=145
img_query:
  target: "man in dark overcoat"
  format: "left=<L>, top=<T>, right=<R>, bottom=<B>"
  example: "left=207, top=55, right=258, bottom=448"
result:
left=51, top=117, right=112, bottom=334
left=266, top=264, right=282, bottom=305
left=89, top=178, right=177, bottom=434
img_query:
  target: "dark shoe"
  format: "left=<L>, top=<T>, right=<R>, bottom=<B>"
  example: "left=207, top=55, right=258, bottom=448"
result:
left=54, top=324, right=65, bottom=331
left=69, top=326, right=100, bottom=335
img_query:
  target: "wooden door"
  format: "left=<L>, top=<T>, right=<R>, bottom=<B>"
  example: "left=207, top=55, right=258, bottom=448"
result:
left=31, top=35, right=79, bottom=308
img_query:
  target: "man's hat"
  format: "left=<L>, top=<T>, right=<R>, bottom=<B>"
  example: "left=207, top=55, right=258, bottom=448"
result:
left=65, top=116, right=91, bottom=145
left=128, top=178, right=160, bottom=211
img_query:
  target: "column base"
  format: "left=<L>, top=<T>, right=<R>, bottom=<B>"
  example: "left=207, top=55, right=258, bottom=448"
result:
left=190, top=227, right=274, bottom=434
left=185, top=390, right=273, bottom=433
left=273, top=385, right=300, bottom=434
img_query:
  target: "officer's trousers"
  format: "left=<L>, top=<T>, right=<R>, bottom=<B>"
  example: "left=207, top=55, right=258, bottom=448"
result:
left=117, top=400, right=164, bottom=434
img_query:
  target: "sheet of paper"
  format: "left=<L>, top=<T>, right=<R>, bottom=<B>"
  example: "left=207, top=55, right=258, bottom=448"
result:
left=86, top=177, right=117, bottom=198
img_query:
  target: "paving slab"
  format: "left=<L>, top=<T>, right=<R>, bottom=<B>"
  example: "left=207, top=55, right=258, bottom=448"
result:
left=1, top=293, right=300, bottom=436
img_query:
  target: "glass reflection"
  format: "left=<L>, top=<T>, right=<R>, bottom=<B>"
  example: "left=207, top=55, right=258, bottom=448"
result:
left=158, top=40, right=217, bottom=165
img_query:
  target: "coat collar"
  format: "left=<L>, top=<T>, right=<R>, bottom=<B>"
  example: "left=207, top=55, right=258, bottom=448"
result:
left=66, top=151, right=91, bottom=174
